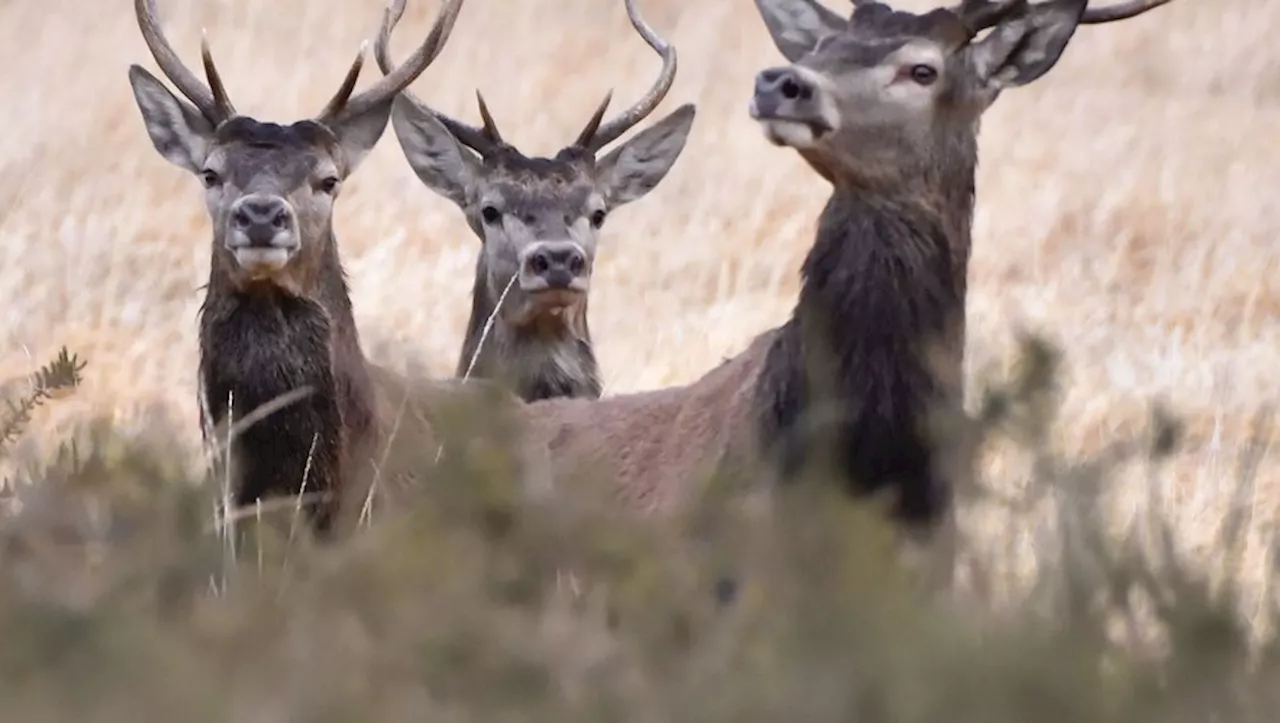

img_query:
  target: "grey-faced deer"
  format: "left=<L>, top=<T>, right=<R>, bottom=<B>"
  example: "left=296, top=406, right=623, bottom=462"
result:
left=126, top=0, right=485, bottom=536
left=375, top=0, right=696, bottom=403
left=517, top=0, right=1174, bottom=547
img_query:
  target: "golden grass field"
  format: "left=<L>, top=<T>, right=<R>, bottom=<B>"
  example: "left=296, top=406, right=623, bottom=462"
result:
left=0, top=0, right=1276, bottom=605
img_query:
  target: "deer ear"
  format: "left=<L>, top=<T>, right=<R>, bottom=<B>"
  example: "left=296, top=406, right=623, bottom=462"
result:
left=127, top=65, right=215, bottom=174
left=966, top=0, right=1087, bottom=91
left=751, top=0, right=845, bottom=63
left=329, top=99, right=394, bottom=175
left=597, top=104, right=695, bottom=208
left=390, top=95, right=480, bottom=207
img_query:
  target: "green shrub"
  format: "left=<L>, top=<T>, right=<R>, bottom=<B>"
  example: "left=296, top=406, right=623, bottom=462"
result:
left=0, top=338, right=1275, bottom=722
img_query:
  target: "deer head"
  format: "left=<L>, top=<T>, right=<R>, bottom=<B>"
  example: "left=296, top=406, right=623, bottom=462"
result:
left=126, top=0, right=466, bottom=294
left=747, top=0, right=1173, bottom=187
left=376, top=0, right=695, bottom=327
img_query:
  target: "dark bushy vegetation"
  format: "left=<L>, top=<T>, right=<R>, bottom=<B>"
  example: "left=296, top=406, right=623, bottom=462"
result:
left=0, top=338, right=1276, bottom=721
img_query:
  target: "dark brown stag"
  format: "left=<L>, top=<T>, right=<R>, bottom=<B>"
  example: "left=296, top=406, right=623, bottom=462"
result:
left=126, top=0, right=512, bottom=536
left=519, top=0, right=1175, bottom=546
left=375, top=0, right=696, bottom=402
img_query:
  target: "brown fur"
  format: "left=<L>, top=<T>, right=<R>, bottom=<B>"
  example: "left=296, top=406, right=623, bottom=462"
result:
left=517, top=0, right=1156, bottom=544
left=450, top=149, right=605, bottom=402
left=377, top=0, right=695, bottom=403
left=128, top=0, right=546, bottom=537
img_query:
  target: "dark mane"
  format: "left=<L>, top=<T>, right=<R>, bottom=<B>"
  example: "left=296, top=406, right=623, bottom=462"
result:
left=755, top=189, right=962, bottom=529
left=849, top=3, right=971, bottom=44
left=215, top=117, right=338, bottom=151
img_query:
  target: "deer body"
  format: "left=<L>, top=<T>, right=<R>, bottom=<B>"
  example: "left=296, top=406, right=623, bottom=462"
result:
left=521, top=0, right=1175, bottom=542
left=525, top=185, right=964, bottom=526
left=126, top=0, right=510, bottom=535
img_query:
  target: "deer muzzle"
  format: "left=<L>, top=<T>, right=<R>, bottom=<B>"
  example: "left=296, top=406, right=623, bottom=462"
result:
left=518, top=241, right=590, bottom=301
left=749, top=66, right=838, bottom=148
left=226, top=194, right=300, bottom=274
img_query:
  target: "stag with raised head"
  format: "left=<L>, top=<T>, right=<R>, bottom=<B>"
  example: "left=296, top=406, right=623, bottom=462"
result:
left=125, top=0, right=484, bottom=536
left=518, top=0, right=1175, bottom=547
left=375, top=0, right=695, bottom=403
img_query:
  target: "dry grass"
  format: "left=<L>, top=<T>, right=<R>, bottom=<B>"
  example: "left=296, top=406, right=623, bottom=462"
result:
left=0, top=0, right=1276, bottom=614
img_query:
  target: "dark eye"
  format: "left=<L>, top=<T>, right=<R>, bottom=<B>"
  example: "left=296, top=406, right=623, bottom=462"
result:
left=589, top=210, right=606, bottom=228
left=481, top=206, right=502, bottom=225
left=200, top=169, right=221, bottom=188
left=909, top=64, right=938, bottom=86
left=318, top=176, right=340, bottom=194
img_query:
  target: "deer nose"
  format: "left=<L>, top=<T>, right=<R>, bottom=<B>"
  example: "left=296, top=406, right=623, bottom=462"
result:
left=751, top=66, right=816, bottom=118
left=522, top=242, right=588, bottom=290
left=229, top=194, right=293, bottom=247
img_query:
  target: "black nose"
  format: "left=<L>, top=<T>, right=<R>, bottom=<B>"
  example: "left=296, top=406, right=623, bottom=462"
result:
left=753, top=67, right=814, bottom=111
left=527, top=246, right=587, bottom=288
left=231, top=196, right=291, bottom=246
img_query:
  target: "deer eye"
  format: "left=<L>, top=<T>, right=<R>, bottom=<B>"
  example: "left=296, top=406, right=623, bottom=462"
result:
left=317, top=176, right=340, bottom=194
left=200, top=169, right=221, bottom=188
left=481, top=206, right=502, bottom=225
left=909, top=64, right=938, bottom=86
left=589, top=210, right=607, bottom=228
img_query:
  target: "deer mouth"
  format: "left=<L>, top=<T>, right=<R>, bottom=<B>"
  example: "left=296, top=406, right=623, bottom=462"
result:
left=751, top=114, right=833, bottom=148
left=748, top=95, right=835, bottom=149
left=527, top=287, right=585, bottom=311
left=232, top=247, right=295, bottom=276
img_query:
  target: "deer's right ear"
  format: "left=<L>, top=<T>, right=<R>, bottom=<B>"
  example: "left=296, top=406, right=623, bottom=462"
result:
left=751, top=0, right=845, bottom=62
left=390, top=95, right=480, bottom=208
left=127, top=65, right=215, bottom=174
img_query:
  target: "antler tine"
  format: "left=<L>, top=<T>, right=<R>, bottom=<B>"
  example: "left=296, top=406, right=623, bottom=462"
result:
left=951, top=0, right=1022, bottom=34
left=370, top=0, right=499, bottom=155
left=571, top=92, right=613, bottom=149
left=318, top=0, right=466, bottom=126
left=134, top=0, right=232, bottom=123
left=200, top=31, right=236, bottom=119
left=474, top=91, right=504, bottom=145
left=577, top=0, right=677, bottom=154
left=1080, top=0, right=1174, bottom=23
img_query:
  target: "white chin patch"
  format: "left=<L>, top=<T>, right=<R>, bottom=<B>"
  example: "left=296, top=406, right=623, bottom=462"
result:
left=234, top=247, right=292, bottom=275
left=758, top=119, right=819, bottom=149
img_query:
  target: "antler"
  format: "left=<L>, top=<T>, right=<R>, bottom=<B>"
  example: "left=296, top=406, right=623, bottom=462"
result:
left=133, top=0, right=236, bottom=124
left=317, top=0, right=466, bottom=126
left=1080, top=0, right=1173, bottom=23
left=373, top=0, right=504, bottom=156
left=572, top=0, right=678, bottom=153
left=953, top=0, right=1174, bottom=34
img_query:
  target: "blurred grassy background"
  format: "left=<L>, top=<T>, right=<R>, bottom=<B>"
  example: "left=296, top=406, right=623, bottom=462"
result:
left=0, top=0, right=1277, bottom=716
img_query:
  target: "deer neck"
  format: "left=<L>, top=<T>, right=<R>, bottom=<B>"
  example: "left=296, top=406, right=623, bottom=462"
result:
left=458, top=257, right=602, bottom=401
left=197, top=230, right=375, bottom=524
left=752, top=169, right=973, bottom=530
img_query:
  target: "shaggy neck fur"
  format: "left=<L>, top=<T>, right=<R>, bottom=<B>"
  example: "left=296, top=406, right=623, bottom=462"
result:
left=754, top=142, right=976, bottom=534
left=198, top=227, right=377, bottom=533
left=457, top=254, right=602, bottom=402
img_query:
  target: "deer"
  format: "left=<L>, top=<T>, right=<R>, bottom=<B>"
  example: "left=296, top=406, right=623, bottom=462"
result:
left=510, top=0, right=1176, bottom=572
left=125, top=0, right=541, bottom=538
left=375, top=0, right=696, bottom=403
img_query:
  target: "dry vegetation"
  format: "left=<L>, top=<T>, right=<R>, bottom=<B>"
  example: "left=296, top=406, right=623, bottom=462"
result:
left=0, top=0, right=1277, bottom=718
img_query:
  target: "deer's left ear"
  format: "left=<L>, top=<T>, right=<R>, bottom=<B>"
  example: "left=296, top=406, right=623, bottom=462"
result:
left=597, top=104, right=696, bottom=208
left=966, top=0, right=1087, bottom=90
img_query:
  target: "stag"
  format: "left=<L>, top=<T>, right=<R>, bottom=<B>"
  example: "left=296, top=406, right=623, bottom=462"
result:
left=518, top=0, right=1175, bottom=549
left=375, top=0, right=695, bottom=403
left=126, top=0, right=527, bottom=536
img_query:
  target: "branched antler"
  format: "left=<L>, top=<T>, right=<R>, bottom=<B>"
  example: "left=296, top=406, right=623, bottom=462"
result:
left=134, top=0, right=467, bottom=129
